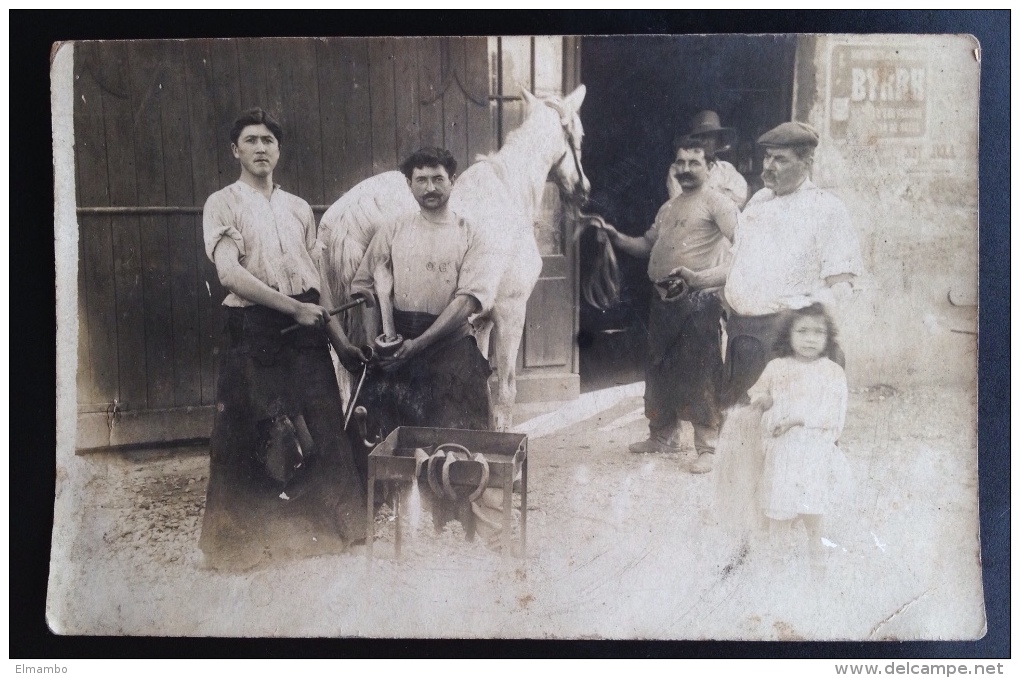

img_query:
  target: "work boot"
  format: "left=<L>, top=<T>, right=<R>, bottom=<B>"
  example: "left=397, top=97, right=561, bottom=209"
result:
left=689, top=451, right=714, bottom=474
left=628, top=436, right=681, bottom=454
left=690, top=423, right=718, bottom=473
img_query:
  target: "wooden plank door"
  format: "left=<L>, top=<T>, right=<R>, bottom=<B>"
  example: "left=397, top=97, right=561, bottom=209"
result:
left=494, top=36, right=581, bottom=402
left=72, top=36, right=569, bottom=448
left=72, top=37, right=502, bottom=448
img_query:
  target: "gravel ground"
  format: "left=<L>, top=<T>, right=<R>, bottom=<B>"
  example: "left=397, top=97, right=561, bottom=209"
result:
left=46, top=385, right=984, bottom=639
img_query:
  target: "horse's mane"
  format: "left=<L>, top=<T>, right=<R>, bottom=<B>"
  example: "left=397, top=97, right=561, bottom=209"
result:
left=462, top=100, right=567, bottom=218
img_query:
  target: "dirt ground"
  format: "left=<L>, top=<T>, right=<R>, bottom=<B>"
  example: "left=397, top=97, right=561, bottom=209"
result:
left=46, top=384, right=984, bottom=639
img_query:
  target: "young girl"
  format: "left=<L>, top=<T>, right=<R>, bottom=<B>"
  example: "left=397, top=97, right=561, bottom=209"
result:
left=749, top=303, right=849, bottom=571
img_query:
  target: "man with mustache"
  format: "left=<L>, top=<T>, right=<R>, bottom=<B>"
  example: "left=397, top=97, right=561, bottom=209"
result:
left=600, top=138, right=738, bottom=472
left=351, top=147, right=500, bottom=542
left=351, top=146, right=497, bottom=435
left=720, top=122, right=863, bottom=407
left=666, top=110, right=748, bottom=209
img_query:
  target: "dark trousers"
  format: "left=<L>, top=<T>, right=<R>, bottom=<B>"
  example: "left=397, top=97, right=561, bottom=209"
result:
left=644, top=290, right=724, bottom=449
left=199, top=293, right=367, bottom=569
left=358, top=310, right=492, bottom=439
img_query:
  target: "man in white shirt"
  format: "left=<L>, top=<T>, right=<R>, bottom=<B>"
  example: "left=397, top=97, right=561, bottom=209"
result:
left=199, top=108, right=368, bottom=569
left=721, top=121, right=864, bottom=407
left=667, top=110, right=748, bottom=209
left=351, top=147, right=500, bottom=543
left=351, top=147, right=498, bottom=435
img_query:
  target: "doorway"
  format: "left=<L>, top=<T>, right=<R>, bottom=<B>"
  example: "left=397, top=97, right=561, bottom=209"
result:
left=576, top=35, right=798, bottom=392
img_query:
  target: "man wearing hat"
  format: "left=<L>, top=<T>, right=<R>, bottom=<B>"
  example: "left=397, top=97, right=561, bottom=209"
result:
left=667, top=110, right=748, bottom=209
left=720, top=121, right=864, bottom=407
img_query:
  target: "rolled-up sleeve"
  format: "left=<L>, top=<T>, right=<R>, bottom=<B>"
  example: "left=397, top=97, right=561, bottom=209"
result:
left=455, top=221, right=500, bottom=314
left=203, top=192, right=245, bottom=263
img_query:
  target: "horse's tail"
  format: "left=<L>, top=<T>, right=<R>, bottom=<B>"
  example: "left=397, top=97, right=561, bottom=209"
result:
left=318, top=205, right=352, bottom=328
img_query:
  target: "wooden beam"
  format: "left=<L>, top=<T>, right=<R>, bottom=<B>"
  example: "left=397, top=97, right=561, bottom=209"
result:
left=77, top=205, right=335, bottom=216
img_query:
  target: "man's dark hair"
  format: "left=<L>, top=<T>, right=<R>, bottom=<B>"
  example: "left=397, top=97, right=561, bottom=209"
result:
left=674, top=136, right=716, bottom=165
left=230, top=108, right=284, bottom=145
left=773, top=303, right=841, bottom=362
left=399, top=147, right=457, bottom=180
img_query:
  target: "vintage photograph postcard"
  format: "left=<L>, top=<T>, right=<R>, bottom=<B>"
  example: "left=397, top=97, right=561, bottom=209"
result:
left=50, top=33, right=983, bottom=639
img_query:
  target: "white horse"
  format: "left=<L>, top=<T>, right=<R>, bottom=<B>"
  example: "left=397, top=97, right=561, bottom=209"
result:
left=319, top=85, right=590, bottom=431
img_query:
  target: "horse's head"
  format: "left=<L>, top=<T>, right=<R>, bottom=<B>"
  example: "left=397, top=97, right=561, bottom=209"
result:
left=522, top=85, right=590, bottom=207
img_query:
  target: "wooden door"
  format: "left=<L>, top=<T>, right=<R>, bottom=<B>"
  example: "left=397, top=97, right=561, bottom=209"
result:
left=493, top=36, right=581, bottom=402
left=73, top=37, right=495, bottom=449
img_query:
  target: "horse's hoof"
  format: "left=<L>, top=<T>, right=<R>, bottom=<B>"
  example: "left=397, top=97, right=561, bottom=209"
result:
left=374, top=334, right=404, bottom=357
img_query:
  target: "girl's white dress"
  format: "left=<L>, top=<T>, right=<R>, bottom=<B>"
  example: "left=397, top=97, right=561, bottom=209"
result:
left=752, top=356, right=849, bottom=520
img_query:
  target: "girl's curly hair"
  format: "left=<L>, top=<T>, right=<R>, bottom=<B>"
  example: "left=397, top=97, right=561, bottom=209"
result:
left=773, top=302, right=842, bottom=361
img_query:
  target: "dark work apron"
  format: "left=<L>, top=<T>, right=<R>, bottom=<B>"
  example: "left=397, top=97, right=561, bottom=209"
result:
left=644, top=288, right=725, bottom=433
left=198, top=290, right=367, bottom=570
left=357, top=309, right=493, bottom=441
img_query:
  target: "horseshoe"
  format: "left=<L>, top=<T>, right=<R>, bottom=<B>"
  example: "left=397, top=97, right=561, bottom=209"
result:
left=436, top=443, right=490, bottom=503
left=426, top=449, right=446, bottom=498
left=439, top=444, right=471, bottom=501
left=465, top=453, right=490, bottom=503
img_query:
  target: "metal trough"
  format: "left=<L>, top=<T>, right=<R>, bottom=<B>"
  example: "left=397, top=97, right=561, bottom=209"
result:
left=366, top=426, right=528, bottom=559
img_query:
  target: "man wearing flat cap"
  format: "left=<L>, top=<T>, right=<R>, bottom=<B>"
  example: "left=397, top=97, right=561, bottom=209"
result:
left=667, top=110, right=749, bottom=209
left=719, top=121, right=863, bottom=407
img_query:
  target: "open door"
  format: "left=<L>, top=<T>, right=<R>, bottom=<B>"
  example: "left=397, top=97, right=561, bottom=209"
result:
left=491, top=36, right=582, bottom=402
left=577, top=35, right=798, bottom=390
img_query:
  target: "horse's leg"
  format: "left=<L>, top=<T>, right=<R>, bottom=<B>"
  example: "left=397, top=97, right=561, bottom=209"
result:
left=469, top=315, right=497, bottom=421
left=361, top=305, right=380, bottom=347
left=491, top=300, right=526, bottom=432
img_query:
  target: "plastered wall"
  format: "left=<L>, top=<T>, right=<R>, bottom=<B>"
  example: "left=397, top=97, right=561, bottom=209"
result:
left=795, top=34, right=979, bottom=387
